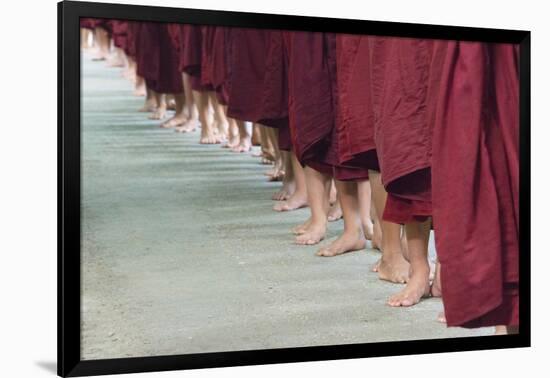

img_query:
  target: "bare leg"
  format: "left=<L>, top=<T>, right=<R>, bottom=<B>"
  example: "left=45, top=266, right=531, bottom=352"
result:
left=149, top=92, right=167, bottom=120
left=370, top=202, right=383, bottom=250
left=272, top=151, right=296, bottom=201
left=211, top=93, right=229, bottom=143
left=258, top=125, right=276, bottom=163
left=160, top=93, right=187, bottom=128
left=92, top=27, right=110, bottom=61
left=295, top=167, right=330, bottom=245
left=80, top=28, right=92, bottom=50
left=175, top=73, right=200, bottom=133
left=251, top=123, right=262, bottom=146
left=369, top=170, right=410, bottom=283
left=223, top=118, right=239, bottom=148
left=358, top=180, right=374, bottom=240
left=263, top=127, right=284, bottom=180
left=134, top=74, right=146, bottom=97
left=232, top=121, right=252, bottom=152
left=274, top=151, right=308, bottom=212
left=193, top=90, right=218, bottom=144
left=138, top=86, right=158, bottom=112
left=327, top=190, right=343, bottom=222
left=387, top=220, right=431, bottom=306
left=317, top=180, right=366, bottom=256
left=107, top=47, right=125, bottom=67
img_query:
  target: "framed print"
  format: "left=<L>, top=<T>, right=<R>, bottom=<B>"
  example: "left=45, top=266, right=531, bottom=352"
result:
left=58, top=0, right=530, bottom=376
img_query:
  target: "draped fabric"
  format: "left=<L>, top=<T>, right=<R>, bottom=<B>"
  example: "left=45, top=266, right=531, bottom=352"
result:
left=431, top=42, right=519, bottom=327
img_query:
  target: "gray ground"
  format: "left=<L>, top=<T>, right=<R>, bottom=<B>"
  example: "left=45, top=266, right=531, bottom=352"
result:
left=80, top=53, right=491, bottom=360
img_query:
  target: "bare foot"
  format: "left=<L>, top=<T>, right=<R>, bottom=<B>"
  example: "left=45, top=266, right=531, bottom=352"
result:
left=261, top=156, right=273, bottom=165
left=316, top=229, right=366, bottom=257
left=377, top=253, right=410, bottom=284
left=265, top=163, right=285, bottom=181
left=175, top=119, right=199, bottom=133
left=371, top=222, right=382, bottom=251
left=166, top=99, right=177, bottom=111
left=327, top=202, right=343, bottom=222
left=387, top=264, right=430, bottom=307
left=222, top=135, right=239, bottom=149
left=138, top=100, right=157, bottom=113
left=272, top=180, right=296, bottom=201
left=134, top=87, right=146, bottom=97
left=160, top=114, right=188, bottom=129
left=149, top=107, right=167, bottom=120
left=200, top=132, right=220, bottom=144
left=437, top=311, right=446, bottom=323
left=295, top=221, right=326, bottom=246
left=273, top=191, right=308, bottom=212
left=231, top=139, right=252, bottom=153
left=372, top=258, right=381, bottom=272
left=292, top=218, right=311, bottom=235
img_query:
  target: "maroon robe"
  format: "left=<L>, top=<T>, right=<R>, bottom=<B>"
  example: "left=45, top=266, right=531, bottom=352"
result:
left=283, top=31, right=369, bottom=180
left=332, top=34, right=380, bottom=181
left=80, top=18, right=97, bottom=30
left=335, top=35, right=379, bottom=171
left=368, top=37, right=447, bottom=223
left=201, top=26, right=231, bottom=104
left=282, top=31, right=335, bottom=176
left=80, top=18, right=109, bottom=31
left=125, top=21, right=140, bottom=58
left=111, top=20, right=128, bottom=51
left=226, top=29, right=291, bottom=150
left=136, top=22, right=183, bottom=94
left=180, top=24, right=211, bottom=91
left=431, top=41, right=519, bottom=328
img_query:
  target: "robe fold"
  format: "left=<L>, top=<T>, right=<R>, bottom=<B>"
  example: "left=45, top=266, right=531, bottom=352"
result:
left=431, top=41, right=519, bottom=328
left=227, top=29, right=291, bottom=150
left=180, top=24, right=211, bottom=91
left=111, top=20, right=128, bottom=51
left=369, top=37, right=447, bottom=222
left=136, top=22, right=182, bottom=94
left=335, top=35, right=379, bottom=172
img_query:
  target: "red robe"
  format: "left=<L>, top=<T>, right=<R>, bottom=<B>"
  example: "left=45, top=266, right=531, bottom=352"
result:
left=368, top=37, right=447, bottom=223
left=226, top=29, right=291, bottom=150
left=332, top=34, right=380, bottom=181
left=80, top=18, right=97, bottom=30
left=125, top=21, right=140, bottom=58
left=110, top=20, right=128, bottom=51
left=201, top=26, right=231, bottom=104
left=431, top=41, right=519, bottom=328
left=136, top=22, right=183, bottom=94
left=180, top=24, right=211, bottom=92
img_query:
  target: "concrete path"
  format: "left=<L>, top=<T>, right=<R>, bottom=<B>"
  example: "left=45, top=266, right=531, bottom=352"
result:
left=80, top=53, right=491, bottom=360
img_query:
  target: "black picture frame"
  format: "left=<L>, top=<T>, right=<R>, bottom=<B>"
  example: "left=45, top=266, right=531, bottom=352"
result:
left=58, top=1, right=531, bottom=376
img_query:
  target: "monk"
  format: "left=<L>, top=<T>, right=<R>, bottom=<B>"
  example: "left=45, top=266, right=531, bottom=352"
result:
left=135, top=22, right=183, bottom=121
left=180, top=25, right=224, bottom=143
left=364, top=36, right=447, bottom=304
left=431, top=41, right=519, bottom=332
left=226, top=29, right=291, bottom=164
left=316, top=34, right=388, bottom=258
left=283, top=31, right=351, bottom=245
